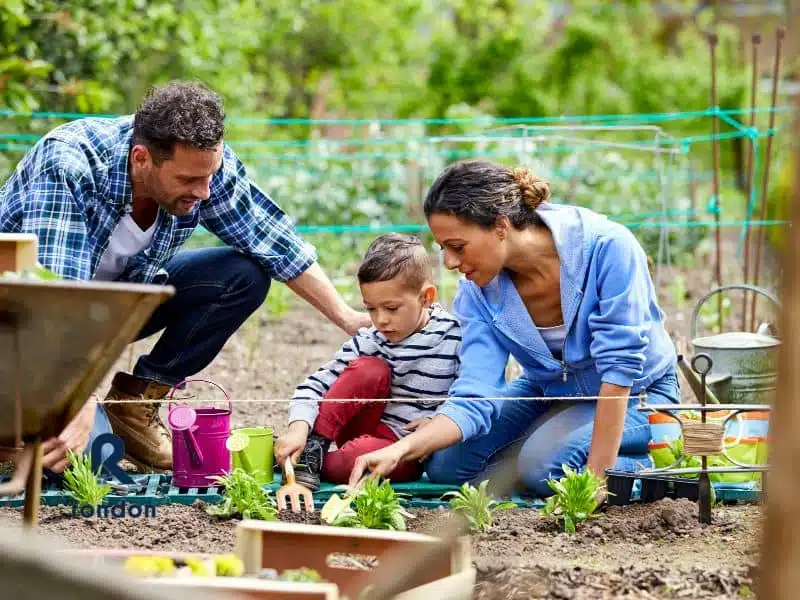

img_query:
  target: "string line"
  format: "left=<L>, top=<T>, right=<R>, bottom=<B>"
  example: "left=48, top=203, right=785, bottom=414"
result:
left=94, top=394, right=647, bottom=405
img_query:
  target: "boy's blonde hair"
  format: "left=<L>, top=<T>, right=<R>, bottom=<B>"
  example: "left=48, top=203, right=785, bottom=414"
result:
left=357, top=233, right=433, bottom=290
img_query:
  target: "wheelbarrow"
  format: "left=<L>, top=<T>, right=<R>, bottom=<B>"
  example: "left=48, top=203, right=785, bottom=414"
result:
left=0, top=278, right=174, bottom=526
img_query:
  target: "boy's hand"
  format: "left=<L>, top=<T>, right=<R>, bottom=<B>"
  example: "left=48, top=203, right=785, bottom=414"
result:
left=403, top=417, right=432, bottom=432
left=275, top=421, right=311, bottom=465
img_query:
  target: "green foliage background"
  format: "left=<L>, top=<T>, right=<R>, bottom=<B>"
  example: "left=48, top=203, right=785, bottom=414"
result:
left=0, top=0, right=791, bottom=302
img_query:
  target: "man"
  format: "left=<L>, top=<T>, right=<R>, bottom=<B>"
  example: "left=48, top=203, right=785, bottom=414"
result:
left=0, top=81, right=370, bottom=473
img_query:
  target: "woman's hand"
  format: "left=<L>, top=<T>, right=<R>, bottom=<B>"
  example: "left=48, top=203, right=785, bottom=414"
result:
left=349, top=443, right=406, bottom=487
left=275, top=421, right=311, bottom=465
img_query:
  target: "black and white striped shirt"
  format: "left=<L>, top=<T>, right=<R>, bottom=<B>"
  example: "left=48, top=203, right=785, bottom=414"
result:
left=288, top=304, right=461, bottom=438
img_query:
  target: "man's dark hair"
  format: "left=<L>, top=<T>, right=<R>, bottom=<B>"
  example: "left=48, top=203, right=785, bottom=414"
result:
left=357, top=234, right=433, bottom=290
left=133, top=81, right=225, bottom=163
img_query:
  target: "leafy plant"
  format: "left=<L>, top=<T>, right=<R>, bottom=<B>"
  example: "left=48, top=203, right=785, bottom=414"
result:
left=442, top=480, right=516, bottom=532
left=62, top=450, right=111, bottom=510
left=668, top=275, right=687, bottom=310
left=320, top=478, right=413, bottom=531
left=206, top=468, right=277, bottom=521
left=540, top=464, right=604, bottom=534
left=699, top=294, right=732, bottom=334
left=282, top=568, right=326, bottom=583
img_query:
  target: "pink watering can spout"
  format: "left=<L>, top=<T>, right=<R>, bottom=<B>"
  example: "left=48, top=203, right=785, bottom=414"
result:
left=168, top=405, right=204, bottom=467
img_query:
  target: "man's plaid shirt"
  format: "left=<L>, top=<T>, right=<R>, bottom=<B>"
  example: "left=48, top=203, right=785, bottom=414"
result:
left=0, top=116, right=317, bottom=283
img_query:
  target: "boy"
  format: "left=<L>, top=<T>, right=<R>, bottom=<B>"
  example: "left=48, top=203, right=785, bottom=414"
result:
left=275, top=233, right=462, bottom=490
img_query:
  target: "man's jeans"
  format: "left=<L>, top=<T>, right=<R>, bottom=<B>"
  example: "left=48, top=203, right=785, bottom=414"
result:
left=86, top=247, right=271, bottom=459
left=425, top=370, right=681, bottom=497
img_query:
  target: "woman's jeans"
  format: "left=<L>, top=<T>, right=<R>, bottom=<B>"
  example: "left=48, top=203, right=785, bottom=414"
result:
left=425, top=369, right=680, bottom=497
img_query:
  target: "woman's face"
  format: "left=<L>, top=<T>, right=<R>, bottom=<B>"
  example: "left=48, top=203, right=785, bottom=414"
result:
left=428, top=213, right=507, bottom=287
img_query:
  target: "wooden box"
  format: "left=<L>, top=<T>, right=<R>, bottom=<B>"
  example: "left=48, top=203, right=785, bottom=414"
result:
left=0, top=233, right=38, bottom=272
left=235, top=520, right=474, bottom=599
left=58, top=521, right=476, bottom=600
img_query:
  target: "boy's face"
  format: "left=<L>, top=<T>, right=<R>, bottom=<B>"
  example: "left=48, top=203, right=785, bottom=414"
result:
left=360, top=278, right=436, bottom=343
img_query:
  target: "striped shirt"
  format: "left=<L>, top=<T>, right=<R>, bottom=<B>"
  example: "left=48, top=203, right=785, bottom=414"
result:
left=0, top=116, right=317, bottom=283
left=288, top=304, right=462, bottom=438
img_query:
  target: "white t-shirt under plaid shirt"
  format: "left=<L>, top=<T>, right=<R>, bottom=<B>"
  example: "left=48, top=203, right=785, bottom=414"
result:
left=288, top=303, right=461, bottom=438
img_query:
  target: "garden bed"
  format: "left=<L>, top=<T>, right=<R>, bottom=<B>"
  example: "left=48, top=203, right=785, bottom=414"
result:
left=0, top=240, right=770, bottom=599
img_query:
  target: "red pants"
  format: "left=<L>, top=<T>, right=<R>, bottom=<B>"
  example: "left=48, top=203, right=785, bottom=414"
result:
left=313, top=356, right=423, bottom=484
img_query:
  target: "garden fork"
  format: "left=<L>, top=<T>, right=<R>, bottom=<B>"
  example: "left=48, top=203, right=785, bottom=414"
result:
left=276, top=457, right=315, bottom=514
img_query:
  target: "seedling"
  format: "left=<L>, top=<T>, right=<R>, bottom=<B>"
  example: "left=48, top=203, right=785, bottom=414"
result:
left=320, top=478, right=413, bottom=531
left=62, top=450, right=112, bottom=510
left=281, top=568, right=326, bottom=583
left=206, top=468, right=277, bottom=521
left=540, top=464, right=605, bottom=534
left=442, top=480, right=516, bottom=532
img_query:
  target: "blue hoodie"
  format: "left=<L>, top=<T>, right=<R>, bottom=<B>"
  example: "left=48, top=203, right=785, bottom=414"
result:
left=437, top=202, right=676, bottom=441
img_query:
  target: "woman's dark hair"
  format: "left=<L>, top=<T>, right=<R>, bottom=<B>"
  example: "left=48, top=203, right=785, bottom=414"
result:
left=133, top=81, right=225, bottom=163
left=423, top=160, right=550, bottom=229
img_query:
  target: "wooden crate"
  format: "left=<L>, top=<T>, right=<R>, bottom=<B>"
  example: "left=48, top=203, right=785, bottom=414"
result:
left=235, top=520, right=473, bottom=598
left=60, top=548, right=340, bottom=600
left=146, top=577, right=340, bottom=600
left=0, top=233, right=38, bottom=272
left=58, top=522, right=476, bottom=600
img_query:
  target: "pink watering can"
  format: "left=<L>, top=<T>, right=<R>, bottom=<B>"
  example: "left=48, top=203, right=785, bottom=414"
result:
left=167, top=378, right=232, bottom=488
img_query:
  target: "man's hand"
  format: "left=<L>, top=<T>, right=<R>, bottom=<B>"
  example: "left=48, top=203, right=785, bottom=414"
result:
left=43, top=399, right=97, bottom=473
left=286, top=263, right=371, bottom=336
left=342, top=308, right=372, bottom=336
left=275, top=421, right=311, bottom=466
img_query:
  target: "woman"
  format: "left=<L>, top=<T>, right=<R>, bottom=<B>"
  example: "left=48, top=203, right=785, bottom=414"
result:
left=348, top=159, right=678, bottom=497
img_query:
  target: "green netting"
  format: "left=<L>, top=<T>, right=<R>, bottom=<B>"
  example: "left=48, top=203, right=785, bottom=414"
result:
left=0, top=106, right=792, bottom=306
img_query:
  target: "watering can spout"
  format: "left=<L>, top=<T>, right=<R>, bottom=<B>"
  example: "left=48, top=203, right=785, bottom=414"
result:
left=677, top=354, right=720, bottom=404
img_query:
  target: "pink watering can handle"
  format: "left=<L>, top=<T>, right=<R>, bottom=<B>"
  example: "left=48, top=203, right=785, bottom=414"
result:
left=168, top=378, right=232, bottom=412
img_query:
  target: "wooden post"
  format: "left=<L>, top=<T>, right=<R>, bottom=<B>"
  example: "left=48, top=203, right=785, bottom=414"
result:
left=758, top=90, right=800, bottom=600
left=22, top=439, right=42, bottom=528
left=0, top=234, right=38, bottom=272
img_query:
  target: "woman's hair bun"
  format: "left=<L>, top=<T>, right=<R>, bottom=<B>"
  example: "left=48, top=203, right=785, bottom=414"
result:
left=511, top=167, right=550, bottom=209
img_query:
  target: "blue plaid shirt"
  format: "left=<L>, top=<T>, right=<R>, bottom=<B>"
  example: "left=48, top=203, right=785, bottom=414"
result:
left=0, top=116, right=317, bottom=283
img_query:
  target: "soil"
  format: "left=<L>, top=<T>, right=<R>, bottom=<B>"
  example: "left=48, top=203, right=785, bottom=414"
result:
left=0, top=232, right=772, bottom=598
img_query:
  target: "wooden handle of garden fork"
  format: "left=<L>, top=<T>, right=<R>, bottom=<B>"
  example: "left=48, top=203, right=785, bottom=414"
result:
left=283, top=457, right=296, bottom=485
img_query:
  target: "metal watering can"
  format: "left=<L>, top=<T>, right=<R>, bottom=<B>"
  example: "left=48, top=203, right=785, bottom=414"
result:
left=690, top=284, right=780, bottom=405
left=167, top=378, right=232, bottom=488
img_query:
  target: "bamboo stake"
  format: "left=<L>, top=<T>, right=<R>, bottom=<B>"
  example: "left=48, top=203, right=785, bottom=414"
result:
left=709, top=31, right=724, bottom=327
left=742, top=33, right=760, bottom=331
left=751, top=27, right=785, bottom=329
left=758, top=84, right=800, bottom=600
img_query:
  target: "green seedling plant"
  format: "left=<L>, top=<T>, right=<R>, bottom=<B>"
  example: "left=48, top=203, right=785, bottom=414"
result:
left=442, top=480, right=516, bottom=532
left=282, top=568, right=326, bottom=583
left=206, top=468, right=277, bottom=521
left=540, top=464, right=605, bottom=534
left=63, top=450, right=111, bottom=510
left=321, top=477, right=413, bottom=531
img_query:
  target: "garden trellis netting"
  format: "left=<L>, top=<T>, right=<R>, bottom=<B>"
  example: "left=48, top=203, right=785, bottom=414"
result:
left=0, top=107, right=792, bottom=306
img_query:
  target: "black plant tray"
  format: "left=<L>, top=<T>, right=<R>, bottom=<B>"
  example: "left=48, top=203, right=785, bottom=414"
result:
left=605, top=469, right=701, bottom=506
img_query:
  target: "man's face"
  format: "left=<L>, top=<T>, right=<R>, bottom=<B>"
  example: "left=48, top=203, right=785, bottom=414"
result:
left=134, top=142, right=224, bottom=216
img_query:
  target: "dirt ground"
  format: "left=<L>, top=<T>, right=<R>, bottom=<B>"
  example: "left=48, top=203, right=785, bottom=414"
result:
left=0, top=233, right=775, bottom=599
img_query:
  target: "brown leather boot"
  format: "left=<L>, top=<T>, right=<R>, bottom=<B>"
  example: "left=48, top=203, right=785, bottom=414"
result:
left=103, top=372, right=173, bottom=471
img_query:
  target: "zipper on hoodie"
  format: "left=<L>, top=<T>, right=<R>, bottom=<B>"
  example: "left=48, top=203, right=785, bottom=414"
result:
left=559, top=290, right=583, bottom=383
